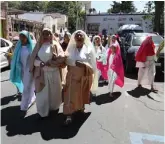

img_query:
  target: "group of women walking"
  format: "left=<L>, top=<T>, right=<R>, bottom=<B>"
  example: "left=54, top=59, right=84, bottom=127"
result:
left=9, top=27, right=161, bottom=125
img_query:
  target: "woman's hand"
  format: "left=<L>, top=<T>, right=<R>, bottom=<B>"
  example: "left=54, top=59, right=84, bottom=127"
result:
left=40, top=62, right=45, bottom=67
left=76, top=61, right=85, bottom=67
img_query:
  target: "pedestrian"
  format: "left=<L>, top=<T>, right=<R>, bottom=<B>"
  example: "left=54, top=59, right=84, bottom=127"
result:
left=54, top=32, right=60, bottom=42
left=30, top=28, right=66, bottom=119
left=61, top=32, right=71, bottom=52
left=105, top=35, right=111, bottom=50
left=92, top=35, right=107, bottom=83
left=135, top=36, right=157, bottom=92
left=10, top=30, right=36, bottom=117
left=63, top=30, right=98, bottom=125
left=105, top=43, right=124, bottom=97
left=111, top=35, right=120, bottom=48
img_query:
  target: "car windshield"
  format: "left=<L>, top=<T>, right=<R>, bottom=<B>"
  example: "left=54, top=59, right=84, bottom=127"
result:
left=132, top=35, right=163, bottom=46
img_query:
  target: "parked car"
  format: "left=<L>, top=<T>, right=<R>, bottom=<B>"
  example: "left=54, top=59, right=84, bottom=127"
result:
left=121, top=33, right=164, bottom=73
left=117, top=24, right=143, bottom=38
left=0, top=38, right=13, bottom=69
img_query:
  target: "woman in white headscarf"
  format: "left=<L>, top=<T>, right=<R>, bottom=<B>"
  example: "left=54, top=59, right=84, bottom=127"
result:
left=92, top=35, right=107, bottom=83
left=30, top=28, right=66, bottom=119
left=63, top=30, right=98, bottom=125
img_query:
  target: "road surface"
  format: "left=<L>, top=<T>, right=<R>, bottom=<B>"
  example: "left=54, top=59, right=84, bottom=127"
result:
left=1, top=68, right=164, bottom=144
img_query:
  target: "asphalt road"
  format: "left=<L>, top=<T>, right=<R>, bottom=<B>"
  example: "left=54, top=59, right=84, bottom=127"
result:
left=1, top=68, right=164, bottom=144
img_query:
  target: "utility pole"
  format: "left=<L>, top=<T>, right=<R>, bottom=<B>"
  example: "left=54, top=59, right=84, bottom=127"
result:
left=84, top=4, right=87, bottom=32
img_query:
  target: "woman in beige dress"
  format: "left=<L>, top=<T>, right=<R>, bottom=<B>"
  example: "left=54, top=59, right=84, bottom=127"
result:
left=63, top=30, right=98, bottom=125
left=30, top=28, right=66, bottom=119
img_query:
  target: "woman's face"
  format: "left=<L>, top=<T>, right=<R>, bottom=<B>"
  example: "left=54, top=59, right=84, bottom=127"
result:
left=94, top=37, right=101, bottom=46
left=42, top=30, right=52, bottom=41
left=112, top=37, right=116, bottom=43
left=75, top=31, right=85, bottom=48
left=19, top=34, right=28, bottom=45
left=64, top=34, right=70, bottom=43
left=111, top=45, right=117, bottom=53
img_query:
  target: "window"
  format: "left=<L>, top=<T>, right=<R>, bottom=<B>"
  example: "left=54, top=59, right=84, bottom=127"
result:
left=152, top=36, right=163, bottom=45
left=1, top=39, right=9, bottom=47
left=132, top=36, right=146, bottom=46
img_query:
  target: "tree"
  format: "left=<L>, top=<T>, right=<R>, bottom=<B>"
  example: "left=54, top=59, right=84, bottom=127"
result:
left=8, top=1, right=21, bottom=9
left=154, top=1, right=164, bottom=33
left=46, top=1, right=83, bottom=32
left=109, top=1, right=136, bottom=13
left=142, top=1, right=164, bottom=34
left=120, top=1, right=136, bottom=13
left=110, top=1, right=121, bottom=13
left=8, top=1, right=47, bottom=12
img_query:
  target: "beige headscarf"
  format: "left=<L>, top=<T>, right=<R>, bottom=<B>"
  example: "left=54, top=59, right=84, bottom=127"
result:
left=30, top=27, right=56, bottom=73
left=29, top=27, right=65, bottom=92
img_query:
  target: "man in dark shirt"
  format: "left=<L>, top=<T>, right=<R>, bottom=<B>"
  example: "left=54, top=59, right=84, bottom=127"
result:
left=61, top=32, right=71, bottom=51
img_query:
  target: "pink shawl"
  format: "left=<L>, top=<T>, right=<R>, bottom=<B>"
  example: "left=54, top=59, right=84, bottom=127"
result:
left=105, top=44, right=124, bottom=87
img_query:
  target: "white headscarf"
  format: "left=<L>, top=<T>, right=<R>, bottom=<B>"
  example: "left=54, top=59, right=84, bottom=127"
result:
left=92, top=35, right=103, bottom=47
left=66, top=30, right=98, bottom=93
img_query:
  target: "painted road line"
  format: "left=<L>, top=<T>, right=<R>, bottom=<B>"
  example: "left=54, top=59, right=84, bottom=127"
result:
left=129, top=132, right=165, bottom=144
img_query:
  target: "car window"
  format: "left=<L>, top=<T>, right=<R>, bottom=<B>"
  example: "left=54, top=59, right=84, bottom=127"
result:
left=132, top=36, right=146, bottom=46
left=132, top=35, right=163, bottom=46
left=152, top=36, right=163, bottom=45
left=1, top=39, right=9, bottom=47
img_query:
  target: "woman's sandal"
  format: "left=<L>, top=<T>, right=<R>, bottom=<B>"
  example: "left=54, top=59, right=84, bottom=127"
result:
left=151, top=87, right=158, bottom=93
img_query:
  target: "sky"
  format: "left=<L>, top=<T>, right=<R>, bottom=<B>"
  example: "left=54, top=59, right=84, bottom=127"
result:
left=91, top=1, right=148, bottom=13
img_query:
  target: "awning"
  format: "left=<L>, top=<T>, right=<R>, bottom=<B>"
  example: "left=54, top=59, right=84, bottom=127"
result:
left=8, top=8, right=25, bottom=15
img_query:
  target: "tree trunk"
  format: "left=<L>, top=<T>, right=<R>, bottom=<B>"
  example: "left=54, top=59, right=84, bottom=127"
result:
left=154, top=1, right=163, bottom=33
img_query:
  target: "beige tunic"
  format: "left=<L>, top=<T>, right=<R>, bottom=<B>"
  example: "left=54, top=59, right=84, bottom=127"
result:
left=34, top=42, right=62, bottom=117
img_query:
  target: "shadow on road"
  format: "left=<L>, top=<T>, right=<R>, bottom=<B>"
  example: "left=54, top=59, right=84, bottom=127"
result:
left=92, top=92, right=121, bottom=105
left=1, top=106, right=91, bottom=140
left=1, top=94, right=21, bottom=106
left=127, top=87, right=151, bottom=98
left=125, top=71, right=164, bottom=83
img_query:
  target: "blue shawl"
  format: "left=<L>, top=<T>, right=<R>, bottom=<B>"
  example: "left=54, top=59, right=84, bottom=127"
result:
left=10, top=30, right=35, bottom=93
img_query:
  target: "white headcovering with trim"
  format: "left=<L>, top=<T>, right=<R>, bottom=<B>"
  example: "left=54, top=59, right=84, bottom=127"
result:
left=66, top=30, right=98, bottom=93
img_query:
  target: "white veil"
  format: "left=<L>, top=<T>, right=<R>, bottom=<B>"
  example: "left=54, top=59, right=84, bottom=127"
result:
left=92, top=35, right=103, bottom=47
left=66, top=30, right=98, bottom=93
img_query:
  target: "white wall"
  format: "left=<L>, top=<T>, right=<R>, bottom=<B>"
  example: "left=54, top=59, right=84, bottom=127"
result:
left=15, top=12, right=44, bottom=22
left=86, top=14, right=153, bottom=34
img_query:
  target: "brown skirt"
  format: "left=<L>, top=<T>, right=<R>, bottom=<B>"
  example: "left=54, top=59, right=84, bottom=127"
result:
left=63, top=65, right=93, bottom=115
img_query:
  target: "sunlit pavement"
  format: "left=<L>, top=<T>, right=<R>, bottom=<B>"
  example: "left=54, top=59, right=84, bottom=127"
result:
left=1, top=68, right=164, bottom=144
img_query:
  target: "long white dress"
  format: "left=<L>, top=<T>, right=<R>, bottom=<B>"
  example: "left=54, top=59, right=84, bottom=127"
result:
left=136, top=56, right=156, bottom=85
left=20, top=46, right=36, bottom=111
left=34, top=42, right=62, bottom=117
left=108, top=53, right=117, bottom=93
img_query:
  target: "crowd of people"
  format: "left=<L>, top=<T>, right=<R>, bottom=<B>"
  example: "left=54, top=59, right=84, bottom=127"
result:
left=7, top=27, right=162, bottom=126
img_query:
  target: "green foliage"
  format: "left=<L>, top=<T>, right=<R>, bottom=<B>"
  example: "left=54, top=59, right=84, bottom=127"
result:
left=46, top=1, right=83, bottom=33
left=7, top=1, right=83, bottom=32
left=108, top=1, right=136, bottom=13
left=8, top=1, right=47, bottom=12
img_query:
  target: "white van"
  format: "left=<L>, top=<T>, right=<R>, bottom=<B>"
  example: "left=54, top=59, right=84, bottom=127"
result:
left=118, top=24, right=144, bottom=38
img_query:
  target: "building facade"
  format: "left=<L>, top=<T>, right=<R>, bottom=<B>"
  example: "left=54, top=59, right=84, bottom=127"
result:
left=86, top=13, right=153, bottom=34
left=0, top=2, right=8, bottom=38
left=13, top=12, right=68, bottom=34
